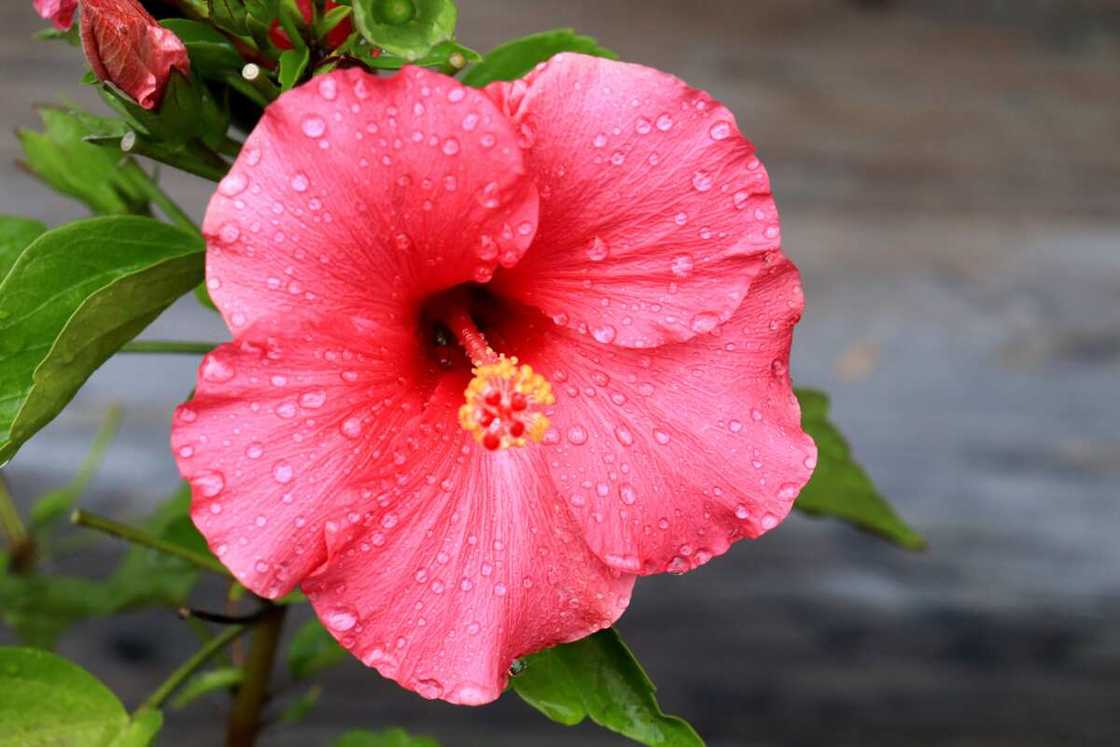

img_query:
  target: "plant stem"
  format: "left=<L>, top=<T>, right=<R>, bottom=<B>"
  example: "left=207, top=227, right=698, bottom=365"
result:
left=140, top=623, right=248, bottom=712
left=71, top=509, right=233, bottom=578
left=0, top=475, right=34, bottom=574
left=121, top=161, right=198, bottom=233
left=217, top=136, right=244, bottom=159
left=226, top=604, right=287, bottom=746
left=120, top=340, right=219, bottom=355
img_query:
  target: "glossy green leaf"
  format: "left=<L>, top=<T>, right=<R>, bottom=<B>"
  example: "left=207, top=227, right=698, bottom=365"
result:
left=161, top=19, right=245, bottom=77
left=462, top=28, right=617, bottom=88
left=0, top=217, right=204, bottom=465
left=332, top=728, right=440, bottom=747
left=512, top=628, right=703, bottom=747
left=171, top=667, right=244, bottom=709
left=351, top=0, right=457, bottom=60
left=794, top=388, right=925, bottom=549
left=0, top=647, right=129, bottom=746
left=29, top=404, right=122, bottom=529
left=0, top=217, right=46, bottom=284
left=18, top=107, right=149, bottom=216
left=288, top=618, right=347, bottom=680
left=279, top=46, right=311, bottom=91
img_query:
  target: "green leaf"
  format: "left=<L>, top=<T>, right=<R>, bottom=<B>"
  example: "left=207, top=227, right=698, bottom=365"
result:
left=35, top=24, right=81, bottom=46
left=793, top=389, right=925, bottom=549
left=462, top=28, right=617, bottom=88
left=360, top=40, right=479, bottom=72
left=512, top=628, right=703, bottom=747
left=0, top=217, right=204, bottom=466
left=278, top=46, right=311, bottom=91
left=280, top=684, right=322, bottom=724
left=29, top=404, right=122, bottom=529
left=161, top=20, right=245, bottom=78
left=0, top=647, right=129, bottom=745
left=171, top=667, right=244, bottom=709
left=0, top=217, right=46, bottom=284
left=209, top=0, right=250, bottom=35
left=287, top=618, right=347, bottom=680
left=18, top=107, right=149, bottom=216
left=332, top=728, right=440, bottom=747
left=111, top=708, right=164, bottom=747
left=0, top=574, right=110, bottom=648
left=351, top=0, right=457, bottom=60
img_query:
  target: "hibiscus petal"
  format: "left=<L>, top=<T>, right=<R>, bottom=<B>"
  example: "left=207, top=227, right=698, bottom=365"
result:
left=486, top=53, right=779, bottom=349
left=33, top=0, right=78, bottom=30
left=172, top=319, right=439, bottom=598
left=301, top=380, right=635, bottom=705
left=490, top=255, right=816, bottom=575
left=203, top=67, right=538, bottom=335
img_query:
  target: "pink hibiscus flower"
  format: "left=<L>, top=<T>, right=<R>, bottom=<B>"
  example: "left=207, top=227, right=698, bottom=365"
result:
left=33, top=0, right=78, bottom=30
left=172, top=54, right=816, bottom=705
left=80, top=0, right=191, bottom=110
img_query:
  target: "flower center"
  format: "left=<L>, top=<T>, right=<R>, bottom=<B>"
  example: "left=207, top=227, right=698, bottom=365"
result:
left=443, top=306, right=554, bottom=451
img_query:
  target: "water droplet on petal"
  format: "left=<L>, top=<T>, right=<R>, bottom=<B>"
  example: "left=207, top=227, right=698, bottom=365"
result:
left=442, top=137, right=460, bottom=155
left=291, top=173, right=309, bottom=192
left=192, top=471, right=225, bottom=498
left=691, top=171, right=713, bottom=192
left=671, top=254, right=694, bottom=278
left=591, top=325, right=617, bottom=344
left=326, top=606, right=357, bottom=631
left=301, top=115, right=326, bottom=138
left=709, top=121, right=732, bottom=140
left=273, top=460, right=294, bottom=484
left=585, top=236, right=609, bottom=261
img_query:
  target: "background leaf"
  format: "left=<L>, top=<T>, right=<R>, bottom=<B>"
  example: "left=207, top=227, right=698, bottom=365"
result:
left=0, top=572, right=110, bottom=649
left=288, top=618, right=347, bottom=680
left=462, top=28, right=617, bottom=88
left=18, top=107, right=149, bottom=216
left=351, top=0, right=457, bottom=60
left=171, top=667, right=244, bottom=709
left=110, top=707, right=163, bottom=747
left=0, top=647, right=129, bottom=746
left=793, top=388, right=925, bottom=549
left=0, top=217, right=204, bottom=465
left=512, top=628, right=703, bottom=747
left=278, top=47, right=311, bottom=91
left=105, top=483, right=215, bottom=611
left=332, top=728, right=440, bottom=747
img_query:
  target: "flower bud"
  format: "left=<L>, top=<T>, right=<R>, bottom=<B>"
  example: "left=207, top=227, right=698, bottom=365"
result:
left=269, top=0, right=353, bottom=51
left=80, top=0, right=191, bottom=110
left=33, top=0, right=78, bottom=30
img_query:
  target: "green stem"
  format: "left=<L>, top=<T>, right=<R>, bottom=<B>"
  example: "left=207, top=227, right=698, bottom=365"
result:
left=226, top=604, right=287, bottom=746
left=71, top=509, right=232, bottom=578
left=0, top=475, right=26, bottom=547
left=120, top=340, right=219, bottom=355
left=140, top=624, right=248, bottom=712
left=225, top=73, right=272, bottom=109
left=0, top=475, right=34, bottom=573
left=121, top=161, right=197, bottom=233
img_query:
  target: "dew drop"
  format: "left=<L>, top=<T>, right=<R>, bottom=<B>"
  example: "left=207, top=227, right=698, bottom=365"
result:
left=566, top=426, right=589, bottom=445
left=326, top=606, right=357, bottom=632
left=709, top=121, right=732, bottom=140
left=290, top=173, right=309, bottom=192
left=272, top=460, right=294, bottom=484
left=219, top=172, right=247, bottom=196
left=442, top=137, right=460, bottom=156
left=591, top=325, right=617, bottom=344
left=691, top=171, right=713, bottom=192
left=671, top=254, right=694, bottom=278
left=192, top=470, right=225, bottom=498
left=585, top=236, right=609, bottom=261
left=301, top=116, right=326, bottom=138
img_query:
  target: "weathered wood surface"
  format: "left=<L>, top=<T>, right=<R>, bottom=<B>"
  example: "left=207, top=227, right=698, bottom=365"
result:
left=1, top=1, right=1118, bottom=744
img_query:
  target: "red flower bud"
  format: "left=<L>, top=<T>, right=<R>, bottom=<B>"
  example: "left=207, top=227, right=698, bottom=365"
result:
left=269, top=0, right=352, bottom=51
left=80, top=0, right=191, bottom=110
left=33, top=0, right=78, bottom=30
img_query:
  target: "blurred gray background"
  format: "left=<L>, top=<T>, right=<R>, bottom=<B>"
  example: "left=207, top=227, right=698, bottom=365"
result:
left=2, top=0, right=1119, bottom=744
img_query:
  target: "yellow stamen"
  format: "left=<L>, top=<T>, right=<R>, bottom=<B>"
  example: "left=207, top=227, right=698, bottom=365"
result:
left=459, top=355, right=555, bottom=451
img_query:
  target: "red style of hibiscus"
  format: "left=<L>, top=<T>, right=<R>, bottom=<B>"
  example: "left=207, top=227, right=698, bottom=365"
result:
left=79, top=0, right=191, bottom=109
left=173, top=55, right=816, bottom=705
